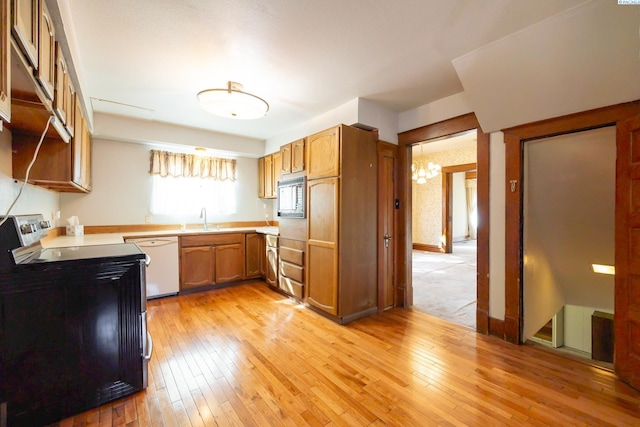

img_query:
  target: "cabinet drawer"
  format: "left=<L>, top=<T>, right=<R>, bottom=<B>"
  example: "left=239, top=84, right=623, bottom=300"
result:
left=266, top=234, right=278, bottom=247
left=279, top=246, right=304, bottom=265
left=181, top=233, right=244, bottom=247
left=278, top=276, right=304, bottom=300
left=279, top=260, right=304, bottom=283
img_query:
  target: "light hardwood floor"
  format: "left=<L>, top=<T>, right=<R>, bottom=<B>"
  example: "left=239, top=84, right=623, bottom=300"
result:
left=54, top=281, right=640, bottom=426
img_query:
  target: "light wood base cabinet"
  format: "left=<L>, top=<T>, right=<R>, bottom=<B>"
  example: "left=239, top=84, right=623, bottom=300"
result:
left=305, top=125, right=378, bottom=324
left=179, top=233, right=246, bottom=291
left=265, top=234, right=278, bottom=287
left=181, top=246, right=215, bottom=289
left=245, top=232, right=265, bottom=278
left=215, top=243, right=245, bottom=283
left=278, top=237, right=305, bottom=300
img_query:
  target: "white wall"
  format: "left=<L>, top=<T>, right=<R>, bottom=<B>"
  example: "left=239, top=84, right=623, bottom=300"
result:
left=59, top=139, right=272, bottom=226
left=489, top=132, right=506, bottom=320
left=452, top=1, right=640, bottom=133
left=265, top=98, right=360, bottom=153
left=398, top=92, right=473, bottom=133
left=0, top=129, right=59, bottom=221
left=93, top=113, right=266, bottom=158
left=452, top=172, right=467, bottom=241
left=265, top=97, right=400, bottom=153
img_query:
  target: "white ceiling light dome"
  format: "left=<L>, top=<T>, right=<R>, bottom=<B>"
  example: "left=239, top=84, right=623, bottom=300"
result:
left=197, top=81, right=269, bottom=120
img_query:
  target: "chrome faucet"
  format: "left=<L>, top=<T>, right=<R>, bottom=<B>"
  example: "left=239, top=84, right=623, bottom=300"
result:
left=200, top=207, right=207, bottom=230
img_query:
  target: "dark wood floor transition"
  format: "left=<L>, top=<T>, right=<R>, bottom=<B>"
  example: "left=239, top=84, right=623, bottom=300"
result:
left=54, top=281, right=639, bottom=426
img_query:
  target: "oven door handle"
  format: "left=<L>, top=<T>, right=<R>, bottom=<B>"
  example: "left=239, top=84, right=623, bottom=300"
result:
left=144, top=331, right=153, bottom=361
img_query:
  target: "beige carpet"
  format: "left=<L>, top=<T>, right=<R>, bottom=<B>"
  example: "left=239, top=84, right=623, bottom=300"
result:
left=412, top=241, right=477, bottom=329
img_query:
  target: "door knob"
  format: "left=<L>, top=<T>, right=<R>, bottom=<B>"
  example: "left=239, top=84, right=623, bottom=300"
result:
left=384, top=233, right=391, bottom=248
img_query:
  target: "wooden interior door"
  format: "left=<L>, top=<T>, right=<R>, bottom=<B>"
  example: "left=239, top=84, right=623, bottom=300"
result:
left=378, top=143, right=397, bottom=311
left=615, top=112, right=640, bottom=390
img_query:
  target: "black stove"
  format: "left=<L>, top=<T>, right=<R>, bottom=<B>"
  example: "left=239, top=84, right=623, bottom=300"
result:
left=0, top=214, right=150, bottom=426
left=0, top=214, right=52, bottom=270
left=0, top=214, right=144, bottom=271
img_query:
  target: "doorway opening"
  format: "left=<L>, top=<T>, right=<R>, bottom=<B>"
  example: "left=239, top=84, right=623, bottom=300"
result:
left=411, top=130, right=478, bottom=329
left=523, top=126, right=615, bottom=369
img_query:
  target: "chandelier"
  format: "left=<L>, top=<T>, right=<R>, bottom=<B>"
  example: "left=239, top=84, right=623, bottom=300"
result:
left=411, top=143, right=441, bottom=184
left=197, top=81, right=269, bottom=120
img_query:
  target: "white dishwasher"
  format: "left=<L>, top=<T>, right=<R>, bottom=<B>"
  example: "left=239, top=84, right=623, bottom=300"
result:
left=126, top=236, right=179, bottom=299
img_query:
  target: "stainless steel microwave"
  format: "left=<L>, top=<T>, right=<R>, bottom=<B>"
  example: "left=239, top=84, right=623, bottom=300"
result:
left=277, top=176, right=306, bottom=218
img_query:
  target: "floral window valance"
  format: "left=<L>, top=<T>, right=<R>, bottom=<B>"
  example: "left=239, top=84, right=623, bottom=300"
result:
left=149, top=149, right=236, bottom=181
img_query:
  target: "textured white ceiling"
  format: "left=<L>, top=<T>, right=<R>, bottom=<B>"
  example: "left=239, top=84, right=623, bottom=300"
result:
left=59, top=0, right=589, bottom=141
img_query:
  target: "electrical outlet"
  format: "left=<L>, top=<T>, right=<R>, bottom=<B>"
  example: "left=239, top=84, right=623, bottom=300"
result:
left=145, top=215, right=152, bottom=224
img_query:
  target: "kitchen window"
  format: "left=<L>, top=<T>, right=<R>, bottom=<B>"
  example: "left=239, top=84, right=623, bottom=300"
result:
left=149, top=150, right=237, bottom=216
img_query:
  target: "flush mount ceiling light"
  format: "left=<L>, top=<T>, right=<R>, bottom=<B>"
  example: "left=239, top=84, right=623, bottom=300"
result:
left=197, top=81, right=269, bottom=120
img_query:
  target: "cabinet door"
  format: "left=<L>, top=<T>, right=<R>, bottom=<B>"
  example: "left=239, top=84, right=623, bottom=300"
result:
left=258, top=157, right=265, bottom=198
left=11, top=0, right=39, bottom=69
left=266, top=245, right=278, bottom=287
left=0, top=0, right=10, bottom=123
left=215, top=243, right=245, bottom=283
left=306, top=177, right=339, bottom=315
left=180, top=246, right=215, bottom=289
left=72, top=96, right=92, bottom=192
left=291, top=138, right=305, bottom=172
left=36, top=0, right=54, bottom=100
left=307, top=126, right=339, bottom=179
left=271, top=151, right=282, bottom=197
left=264, top=154, right=273, bottom=199
left=64, top=80, right=75, bottom=137
left=245, top=233, right=264, bottom=278
left=54, top=43, right=69, bottom=126
left=280, top=143, right=292, bottom=175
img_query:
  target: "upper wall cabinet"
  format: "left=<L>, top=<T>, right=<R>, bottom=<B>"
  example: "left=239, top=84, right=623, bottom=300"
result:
left=291, top=138, right=305, bottom=173
left=258, top=156, right=265, bottom=198
left=280, top=138, right=305, bottom=176
left=8, top=0, right=92, bottom=192
left=12, top=94, right=92, bottom=193
left=11, top=0, right=39, bottom=70
left=307, top=126, right=339, bottom=179
left=0, top=0, right=10, bottom=123
left=35, top=0, right=54, bottom=101
left=72, top=93, right=91, bottom=191
left=280, top=142, right=292, bottom=175
left=258, top=151, right=281, bottom=199
left=54, top=42, right=74, bottom=134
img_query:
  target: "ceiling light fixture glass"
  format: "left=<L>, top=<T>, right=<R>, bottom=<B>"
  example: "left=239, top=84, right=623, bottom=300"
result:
left=197, top=81, right=269, bottom=120
left=411, top=143, right=441, bottom=184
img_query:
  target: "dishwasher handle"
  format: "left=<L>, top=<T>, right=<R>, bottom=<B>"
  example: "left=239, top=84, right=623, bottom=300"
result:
left=130, top=238, right=178, bottom=248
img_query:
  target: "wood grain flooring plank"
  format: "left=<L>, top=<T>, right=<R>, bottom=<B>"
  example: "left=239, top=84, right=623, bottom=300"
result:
left=54, top=282, right=640, bottom=426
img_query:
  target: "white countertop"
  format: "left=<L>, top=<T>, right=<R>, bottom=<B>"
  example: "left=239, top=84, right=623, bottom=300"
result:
left=42, top=226, right=280, bottom=248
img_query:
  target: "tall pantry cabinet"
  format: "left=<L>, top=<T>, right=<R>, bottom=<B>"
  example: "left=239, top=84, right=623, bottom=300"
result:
left=305, top=125, right=378, bottom=323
